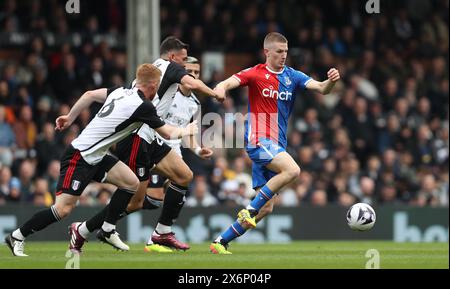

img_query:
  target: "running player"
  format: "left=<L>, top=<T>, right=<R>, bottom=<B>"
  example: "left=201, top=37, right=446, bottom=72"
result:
left=68, top=37, right=222, bottom=253
left=209, top=32, right=340, bottom=254
left=4, top=64, right=198, bottom=256
left=143, top=56, right=213, bottom=252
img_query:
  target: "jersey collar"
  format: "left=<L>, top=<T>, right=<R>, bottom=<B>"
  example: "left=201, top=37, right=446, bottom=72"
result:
left=137, top=89, right=146, bottom=100
left=265, top=64, right=285, bottom=75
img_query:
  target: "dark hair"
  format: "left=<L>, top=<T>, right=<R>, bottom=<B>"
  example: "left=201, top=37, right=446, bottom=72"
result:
left=160, top=36, right=189, bottom=55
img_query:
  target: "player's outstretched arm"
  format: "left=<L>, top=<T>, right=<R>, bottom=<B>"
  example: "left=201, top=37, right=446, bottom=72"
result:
left=306, top=68, right=340, bottom=95
left=181, top=75, right=224, bottom=102
left=55, top=88, right=108, bottom=131
left=155, top=120, right=199, bottom=140
left=213, top=76, right=241, bottom=100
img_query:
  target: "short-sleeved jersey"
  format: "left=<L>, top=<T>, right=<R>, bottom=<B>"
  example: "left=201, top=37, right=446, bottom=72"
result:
left=137, top=58, right=190, bottom=144
left=71, top=87, right=165, bottom=165
left=233, top=63, right=312, bottom=149
left=155, top=89, right=200, bottom=155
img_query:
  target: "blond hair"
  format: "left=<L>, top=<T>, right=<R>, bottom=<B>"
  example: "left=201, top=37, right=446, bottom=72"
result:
left=135, top=64, right=161, bottom=85
left=263, top=32, right=288, bottom=49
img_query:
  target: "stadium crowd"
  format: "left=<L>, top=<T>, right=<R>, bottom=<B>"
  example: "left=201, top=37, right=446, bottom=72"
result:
left=0, top=0, right=448, bottom=208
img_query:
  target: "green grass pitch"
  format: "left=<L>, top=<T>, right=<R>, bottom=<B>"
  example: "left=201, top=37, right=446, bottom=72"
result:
left=1, top=241, right=448, bottom=269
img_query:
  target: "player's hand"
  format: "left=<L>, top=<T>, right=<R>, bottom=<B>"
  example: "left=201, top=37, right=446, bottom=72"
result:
left=185, top=120, right=199, bottom=136
left=55, top=115, right=72, bottom=131
left=213, top=86, right=226, bottom=103
left=198, top=147, right=213, bottom=159
left=327, top=68, right=340, bottom=82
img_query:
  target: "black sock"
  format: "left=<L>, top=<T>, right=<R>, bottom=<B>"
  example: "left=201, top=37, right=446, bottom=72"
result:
left=86, top=205, right=132, bottom=232
left=157, top=183, right=187, bottom=226
left=104, top=188, right=134, bottom=225
left=142, top=196, right=163, bottom=210
left=20, top=206, right=61, bottom=237
left=86, top=205, right=109, bottom=232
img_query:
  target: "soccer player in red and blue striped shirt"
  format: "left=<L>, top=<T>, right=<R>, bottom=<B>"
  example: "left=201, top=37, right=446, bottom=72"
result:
left=210, top=32, right=340, bottom=254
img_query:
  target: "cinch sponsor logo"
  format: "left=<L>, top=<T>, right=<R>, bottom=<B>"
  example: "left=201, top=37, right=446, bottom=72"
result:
left=262, top=87, right=292, bottom=101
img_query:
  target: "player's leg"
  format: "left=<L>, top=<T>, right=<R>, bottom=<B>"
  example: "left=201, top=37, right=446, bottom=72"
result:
left=6, top=193, right=79, bottom=257
left=143, top=175, right=173, bottom=253
left=6, top=146, right=87, bottom=256
left=75, top=135, right=149, bottom=248
left=142, top=173, right=167, bottom=211
left=256, top=193, right=276, bottom=223
left=211, top=140, right=300, bottom=254
left=239, top=152, right=299, bottom=227
left=149, top=148, right=193, bottom=250
left=73, top=159, right=138, bottom=252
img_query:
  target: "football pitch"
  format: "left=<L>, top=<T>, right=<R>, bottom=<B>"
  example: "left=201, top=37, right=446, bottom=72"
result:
left=0, top=241, right=448, bottom=269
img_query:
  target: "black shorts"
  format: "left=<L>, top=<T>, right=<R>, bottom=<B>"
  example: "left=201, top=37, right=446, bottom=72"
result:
left=148, top=172, right=167, bottom=188
left=56, top=145, right=119, bottom=196
left=115, top=134, right=172, bottom=182
left=148, top=138, right=172, bottom=167
left=116, top=134, right=151, bottom=181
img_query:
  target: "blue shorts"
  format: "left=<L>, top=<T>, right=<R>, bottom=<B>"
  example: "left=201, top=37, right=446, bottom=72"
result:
left=246, top=138, right=285, bottom=189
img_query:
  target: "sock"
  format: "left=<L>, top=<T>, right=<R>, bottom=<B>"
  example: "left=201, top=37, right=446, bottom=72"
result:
left=217, top=221, right=246, bottom=244
left=12, top=229, right=25, bottom=241
left=86, top=205, right=109, bottom=232
left=142, top=195, right=163, bottom=210
left=246, top=185, right=275, bottom=212
left=146, top=235, right=154, bottom=245
left=19, top=205, right=61, bottom=238
left=157, top=182, right=187, bottom=226
left=104, top=188, right=134, bottom=225
left=155, top=223, right=171, bottom=234
left=78, top=222, right=90, bottom=239
left=101, top=221, right=115, bottom=232
left=86, top=205, right=132, bottom=233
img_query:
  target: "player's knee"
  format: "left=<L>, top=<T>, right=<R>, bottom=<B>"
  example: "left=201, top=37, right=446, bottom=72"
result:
left=174, top=168, right=193, bottom=186
left=54, top=203, right=75, bottom=219
left=123, top=175, right=140, bottom=192
left=285, top=165, right=301, bottom=183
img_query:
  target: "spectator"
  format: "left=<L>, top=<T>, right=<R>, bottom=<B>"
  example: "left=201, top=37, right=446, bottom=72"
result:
left=414, top=174, right=448, bottom=207
left=32, top=178, right=53, bottom=207
left=44, top=160, right=60, bottom=194
left=0, top=166, right=21, bottom=202
left=186, top=177, right=218, bottom=207
left=35, top=122, right=63, bottom=175
left=310, top=189, right=328, bottom=206
left=12, top=105, right=37, bottom=157
left=18, top=159, right=36, bottom=202
left=0, top=105, right=15, bottom=166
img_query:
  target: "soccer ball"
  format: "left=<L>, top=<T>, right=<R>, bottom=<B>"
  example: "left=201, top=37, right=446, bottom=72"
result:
left=346, top=203, right=376, bottom=231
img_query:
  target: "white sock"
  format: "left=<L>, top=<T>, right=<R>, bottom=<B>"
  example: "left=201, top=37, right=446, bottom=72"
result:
left=78, top=222, right=90, bottom=239
left=146, top=235, right=154, bottom=245
left=12, top=229, right=25, bottom=241
left=101, top=221, right=115, bottom=232
left=155, top=223, right=171, bottom=234
left=246, top=205, right=256, bottom=211
left=214, top=236, right=222, bottom=243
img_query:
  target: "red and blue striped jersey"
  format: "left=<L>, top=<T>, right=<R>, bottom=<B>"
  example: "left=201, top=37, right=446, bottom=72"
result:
left=233, top=63, right=312, bottom=149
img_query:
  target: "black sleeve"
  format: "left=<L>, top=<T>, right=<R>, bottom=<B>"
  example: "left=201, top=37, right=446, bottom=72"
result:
left=166, top=62, right=190, bottom=84
left=131, top=100, right=165, bottom=129
left=107, top=86, right=121, bottom=96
